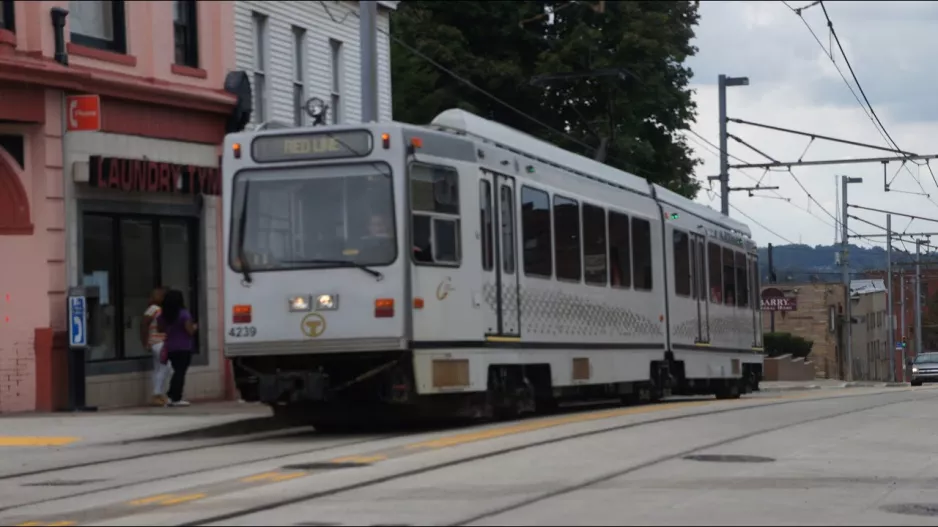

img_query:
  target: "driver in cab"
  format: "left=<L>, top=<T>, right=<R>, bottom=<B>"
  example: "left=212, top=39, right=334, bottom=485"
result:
left=356, top=212, right=396, bottom=261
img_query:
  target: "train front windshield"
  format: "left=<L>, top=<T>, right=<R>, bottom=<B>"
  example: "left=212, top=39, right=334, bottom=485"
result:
left=229, top=162, right=396, bottom=272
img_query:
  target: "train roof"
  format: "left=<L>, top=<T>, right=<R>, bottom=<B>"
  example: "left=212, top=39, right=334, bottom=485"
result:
left=429, top=109, right=652, bottom=196
left=430, top=109, right=752, bottom=238
left=653, top=183, right=752, bottom=237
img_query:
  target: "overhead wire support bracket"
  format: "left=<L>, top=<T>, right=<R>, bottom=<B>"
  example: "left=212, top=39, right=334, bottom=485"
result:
left=847, top=204, right=938, bottom=224
left=728, top=118, right=917, bottom=156
left=729, top=153, right=938, bottom=171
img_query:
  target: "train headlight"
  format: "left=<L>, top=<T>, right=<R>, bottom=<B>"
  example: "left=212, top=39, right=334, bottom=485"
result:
left=316, top=294, right=339, bottom=310
left=289, top=295, right=311, bottom=312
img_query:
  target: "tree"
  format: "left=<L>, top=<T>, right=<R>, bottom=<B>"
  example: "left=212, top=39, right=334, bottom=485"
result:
left=390, top=0, right=703, bottom=198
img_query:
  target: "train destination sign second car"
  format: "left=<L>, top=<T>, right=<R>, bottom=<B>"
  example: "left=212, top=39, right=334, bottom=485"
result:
left=251, top=130, right=373, bottom=163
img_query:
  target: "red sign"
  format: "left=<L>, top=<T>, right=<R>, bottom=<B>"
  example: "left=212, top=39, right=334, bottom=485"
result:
left=66, top=95, right=101, bottom=132
left=761, top=287, right=797, bottom=312
left=88, top=156, right=221, bottom=196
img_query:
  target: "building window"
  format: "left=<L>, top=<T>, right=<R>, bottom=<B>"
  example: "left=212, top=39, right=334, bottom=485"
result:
left=553, top=195, right=580, bottom=282
left=582, top=203, right=607, bottom=286
left=69, top=0, right=127, bottom=54
left=330, top=39, right=343, bottom=124
left=173, top=0, right=198, bottom=68
left=521, top=185, right=552, bottom=278
left=252, top=12, right=267, bottom=124
left=81, top=213, right=200, bottom=361
left=1, top=0, right=15, bottom=32
left=293, top=26, right=306, bottom=126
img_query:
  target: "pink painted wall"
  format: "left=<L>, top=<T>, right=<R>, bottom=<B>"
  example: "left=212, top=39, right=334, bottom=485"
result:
left=0, top=1, right=236, bottom=412
left=12, top=1, right=235, bottom=89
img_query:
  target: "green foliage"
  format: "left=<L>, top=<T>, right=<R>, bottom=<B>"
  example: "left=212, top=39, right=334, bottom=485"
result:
left=763, top=332, right=814, bottom=360
left=389, top=1, right=703, bottom=199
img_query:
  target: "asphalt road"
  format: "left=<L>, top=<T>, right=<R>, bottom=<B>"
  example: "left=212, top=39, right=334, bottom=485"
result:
left=3, top=385, right=937, bottom=526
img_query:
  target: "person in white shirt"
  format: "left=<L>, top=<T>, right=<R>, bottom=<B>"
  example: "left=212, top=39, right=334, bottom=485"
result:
left=141, top=287, right=169, bottom=405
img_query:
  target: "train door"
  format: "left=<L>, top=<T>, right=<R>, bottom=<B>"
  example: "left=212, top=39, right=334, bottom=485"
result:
left=691, top=232, right=710, bottom=343
left=480, top=169, right=520, bottom=337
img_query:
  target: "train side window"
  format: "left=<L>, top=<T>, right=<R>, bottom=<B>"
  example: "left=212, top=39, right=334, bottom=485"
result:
left=608, top=211, right=632, bottom=289
left=707, top=242, right=722, bottom=304
left=673, top=229, right=691, bottom=296
left=521, top=185, right=552, bottom=277
left=554, top=195, right=581, bottom=281
left=500, top=185, right=516, bottom=274
left=582, top=203, right=607, bottom=286
left=735, top=251, right=749, bottom=307
left=697, top=239, right=707, bottom=300
left=690, top=237, right=698, bottom=300
left=751, top=257, right=760, bottom=309
left=480, top=180, right=493, bottom=271
left=632, top=217, right=653, bottom=290
left=410, top=163, right=460, bottom=266
left=722, top=247, right=736, bottom=306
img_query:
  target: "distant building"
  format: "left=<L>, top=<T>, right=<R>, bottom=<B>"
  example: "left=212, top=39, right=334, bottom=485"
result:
left=760, top=280, right=890, bottom=381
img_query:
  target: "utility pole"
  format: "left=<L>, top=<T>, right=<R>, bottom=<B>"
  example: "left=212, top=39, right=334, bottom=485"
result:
left=886, top=214, right=894, bottom=382
left=916, top=240, right=926, bottom=360
left=717, top=74, right=749, bottom=216
left=900, top=270, right=907, bottom=382
left=841, top=175, right=862, bottom=381
left=768, top=243, right=775, bottom=332
left=359, top=0, right=379, bottom=123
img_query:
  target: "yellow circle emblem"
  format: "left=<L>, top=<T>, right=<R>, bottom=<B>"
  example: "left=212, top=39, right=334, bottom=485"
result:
left=301, top=312, right=327, bottom=338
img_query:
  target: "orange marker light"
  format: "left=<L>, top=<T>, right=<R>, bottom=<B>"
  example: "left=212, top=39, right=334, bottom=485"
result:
left=232, top=142, right=242, bottom=159
left=233, top=304, right=252, bottom=323
left=375, top=298, right=395, bottom=318
left=414, top=297, right=424, bottom=309
left=410, top=137, right=423, bottom=149
left=381, top=133, right=390, bottom=149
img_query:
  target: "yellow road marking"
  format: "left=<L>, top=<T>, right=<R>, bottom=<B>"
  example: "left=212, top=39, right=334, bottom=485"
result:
left=331, top=454, right=387, bottom=464
left=0, top=437, right=80, bottom=447
left=241, top=471, right=307, bottom=483
left=407, top=400, right=716, bottom=450
left=128, top=492, right=206, bottom=506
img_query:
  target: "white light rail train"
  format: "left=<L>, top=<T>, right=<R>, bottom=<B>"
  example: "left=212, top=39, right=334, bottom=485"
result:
left=222, top=109, right=764, bottom=429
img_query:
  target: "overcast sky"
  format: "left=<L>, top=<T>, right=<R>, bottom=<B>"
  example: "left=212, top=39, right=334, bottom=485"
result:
left=686, top=1, right=938, bottom=251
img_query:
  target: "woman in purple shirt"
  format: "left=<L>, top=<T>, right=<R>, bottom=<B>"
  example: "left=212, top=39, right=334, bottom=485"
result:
left=157, top=289, right=198, bottom=407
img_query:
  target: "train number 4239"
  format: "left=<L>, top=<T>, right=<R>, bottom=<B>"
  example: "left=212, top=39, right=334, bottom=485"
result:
left=229, top=326, right=257, bottom=338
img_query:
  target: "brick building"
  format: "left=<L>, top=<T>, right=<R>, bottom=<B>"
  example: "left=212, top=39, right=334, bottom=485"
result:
left=0, top=0, right=241, bottom=412
left=761, top=280, right=889, bottom=381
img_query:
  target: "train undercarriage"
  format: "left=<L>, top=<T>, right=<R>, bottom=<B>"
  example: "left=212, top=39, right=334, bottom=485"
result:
left=231, top=351, right=763, bottom=432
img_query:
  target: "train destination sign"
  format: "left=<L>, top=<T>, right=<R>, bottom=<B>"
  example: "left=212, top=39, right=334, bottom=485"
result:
left=251, top=130, right=373, bottom=163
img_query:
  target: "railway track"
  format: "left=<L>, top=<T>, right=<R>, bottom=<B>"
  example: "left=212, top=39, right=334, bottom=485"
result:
left=3, top=386, right=929, bottom=526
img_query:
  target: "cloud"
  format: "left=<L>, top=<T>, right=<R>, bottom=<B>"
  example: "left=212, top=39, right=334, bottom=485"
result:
left=685, top=1, right=938, bottom=249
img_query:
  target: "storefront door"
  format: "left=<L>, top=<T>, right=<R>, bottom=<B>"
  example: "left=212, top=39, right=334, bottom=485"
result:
left=81, top=213, right=200, bottom=362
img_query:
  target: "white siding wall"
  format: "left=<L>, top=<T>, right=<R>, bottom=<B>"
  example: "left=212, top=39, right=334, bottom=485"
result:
left=234, top=0, right=394, bottom=127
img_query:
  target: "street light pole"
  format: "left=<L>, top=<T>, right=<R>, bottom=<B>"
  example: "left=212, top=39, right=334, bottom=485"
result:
left=841, top=175, right=863, bottom=381
left=915, top=239, right=927, bottom=360
left=886, top=214, right=895, bottom=382
left=718, top=74, right=749, bottom=216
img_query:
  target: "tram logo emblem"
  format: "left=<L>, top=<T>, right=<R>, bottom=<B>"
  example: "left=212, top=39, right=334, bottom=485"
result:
left=301, top=313, right=327, bottom=338
left=436, top=277, right=454, bottom=301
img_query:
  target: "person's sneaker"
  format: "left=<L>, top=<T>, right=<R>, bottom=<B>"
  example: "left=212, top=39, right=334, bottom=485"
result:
left=152, top=395, right=166, bottom=406
left=172, top=400, right=191, bottom=407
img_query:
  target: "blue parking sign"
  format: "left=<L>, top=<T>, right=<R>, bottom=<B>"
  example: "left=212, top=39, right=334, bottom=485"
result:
left=69, top=296, right=87, bottom=348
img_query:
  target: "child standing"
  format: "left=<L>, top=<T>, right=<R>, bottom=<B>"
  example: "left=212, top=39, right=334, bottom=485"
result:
left=141, top=287, right=168, bottom=406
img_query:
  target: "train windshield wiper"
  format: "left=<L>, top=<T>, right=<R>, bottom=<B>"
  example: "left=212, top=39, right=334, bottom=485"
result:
left=280, top=258, right=384, bottom=281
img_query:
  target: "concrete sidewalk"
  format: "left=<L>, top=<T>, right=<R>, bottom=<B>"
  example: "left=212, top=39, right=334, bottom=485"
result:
left=760, top=379, right=909, bottom=392
left=0, top=400, right=274, bottom=449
